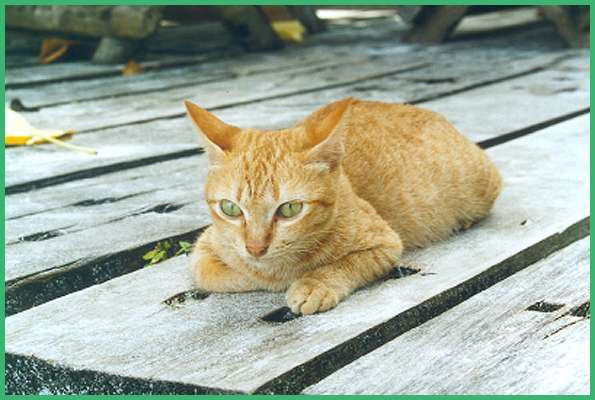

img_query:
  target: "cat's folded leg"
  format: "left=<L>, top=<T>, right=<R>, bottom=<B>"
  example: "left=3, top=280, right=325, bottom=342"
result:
left=286, top=243, right=402, bottom=315
left=191, top=237, right=261, bottom=293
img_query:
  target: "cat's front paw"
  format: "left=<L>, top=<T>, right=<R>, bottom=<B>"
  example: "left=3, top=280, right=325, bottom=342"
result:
left=286, top=278, right=339, bottom=315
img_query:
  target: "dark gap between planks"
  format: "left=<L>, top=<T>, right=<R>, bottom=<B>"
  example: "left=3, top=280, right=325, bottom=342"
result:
left=261, top=266, right=420, bottom=323
left=5, top=53, right=578, bottom=197
left=76, top=51, right=569, bottom=135
left=254, top=219, right=589, bottom=394
left=6, top=219, right=588, bottom=394
left=5, top=227, right=206, bottom=316
left=5, top=148, right=203, bottom=195
left=5, top=353, right=240, bottom=395
left=4, top=52, right=226, bottom=90
left=9, top=52, right=362, bottom=110
left=526, top=300, right=564, bottom=313
left=13, top=202, right=186, bottom=245
left=71, top=62, right=428, bottom=135
left=6, top=109, right=589, bottom=316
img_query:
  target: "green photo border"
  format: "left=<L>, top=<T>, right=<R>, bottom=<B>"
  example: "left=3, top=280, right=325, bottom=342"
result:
left=1, top=1, right=591, bottom=398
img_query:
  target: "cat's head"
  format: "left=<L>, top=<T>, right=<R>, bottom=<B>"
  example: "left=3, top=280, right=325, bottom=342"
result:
left=184, top=98, right=353, bottom=266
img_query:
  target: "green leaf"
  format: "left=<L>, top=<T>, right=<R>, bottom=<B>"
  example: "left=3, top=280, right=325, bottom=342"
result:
left=175, top=240, right=193, bottom=256
left=142, top=249, right=157, bottom=260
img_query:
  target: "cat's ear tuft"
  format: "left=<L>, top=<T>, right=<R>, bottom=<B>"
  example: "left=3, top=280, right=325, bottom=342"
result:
left=303, top=97, right=353, bottom=171
left=304, top=97, right=354, bottom=147
left=305, top=127, right=344, bottom=172
left=184, top=100, right=240, bottom=163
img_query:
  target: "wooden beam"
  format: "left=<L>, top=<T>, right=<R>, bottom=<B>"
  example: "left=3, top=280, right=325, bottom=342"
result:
left=5, top=115, right=589, bottom=393
left=216, top=6, right=283, bottom=51
left=6, top=6, right=163, bottom=39
left=4, top=54, right=589, bottom=315
left=404, top=6, right=469, bottom=43
left=306, top=238, right=590, bottom=394
left=5, top=50, right=587, bottom=192
left=540, top=6, right=589, bottom=48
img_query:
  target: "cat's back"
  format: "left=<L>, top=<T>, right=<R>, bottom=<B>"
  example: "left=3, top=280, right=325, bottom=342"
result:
left=340, top=98, right=502, bottom=248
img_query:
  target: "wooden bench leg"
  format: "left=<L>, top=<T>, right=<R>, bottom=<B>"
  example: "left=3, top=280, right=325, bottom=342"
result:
left=217, top=6, right=283, bottom=51
left=404, top=6, right=469, bottom=43
left=540, top=6, right=589, bottom=48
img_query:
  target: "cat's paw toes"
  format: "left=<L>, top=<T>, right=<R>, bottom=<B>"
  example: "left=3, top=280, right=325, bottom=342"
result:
left=286, top=278, right=339, bottom=315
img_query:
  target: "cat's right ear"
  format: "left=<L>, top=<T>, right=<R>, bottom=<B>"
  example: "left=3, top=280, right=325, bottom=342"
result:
left=184, top=100, right=240, bottom=164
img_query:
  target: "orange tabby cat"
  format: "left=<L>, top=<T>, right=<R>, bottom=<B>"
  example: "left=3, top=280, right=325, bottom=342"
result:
left=184, top=98, right=501, bottom=315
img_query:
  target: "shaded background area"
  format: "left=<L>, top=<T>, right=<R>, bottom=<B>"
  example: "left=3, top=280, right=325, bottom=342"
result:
left=6, top=5, right=589, bottom=67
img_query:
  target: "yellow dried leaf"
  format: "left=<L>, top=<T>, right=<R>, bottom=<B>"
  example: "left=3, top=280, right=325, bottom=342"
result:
left=39, top=38, right=74, bottom=64
left=122, top=60, right=144, bottom=76
left=5, top=108, right=96, bottom=155
left=272, top=20, right=306, bottom=43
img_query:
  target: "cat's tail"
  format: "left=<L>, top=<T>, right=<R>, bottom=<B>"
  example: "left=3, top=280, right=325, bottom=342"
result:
left=481, top=157, right=503, bottom=210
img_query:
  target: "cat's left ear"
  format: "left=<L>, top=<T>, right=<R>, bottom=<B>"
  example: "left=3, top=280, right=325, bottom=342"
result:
left=304, top=97, right=354, bottom=171
left=184, top=100, right=240, bottom=164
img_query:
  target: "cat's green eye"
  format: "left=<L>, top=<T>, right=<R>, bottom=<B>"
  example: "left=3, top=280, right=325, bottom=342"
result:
left=220, top=199, right=242, bottom=217
left=277, top=202, right=303, bottom=219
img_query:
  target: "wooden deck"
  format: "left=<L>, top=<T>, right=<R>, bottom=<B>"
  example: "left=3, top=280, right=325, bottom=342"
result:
left=4, top=15, right=590, bottom=394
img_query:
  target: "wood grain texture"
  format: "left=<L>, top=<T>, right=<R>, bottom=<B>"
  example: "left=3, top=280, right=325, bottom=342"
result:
left=4, top=54, right=213, bottom=88
left=3, top=16, right=404, bottom=92
left=6, top=44, right=374, bottom=109
left=6, top=50, right=587, bottom=191
left=305, top=238, right=590, bottom=394
left=5, top=115, right=589, bottom=393
left=5, top=65, right=589, bottom=293
left=7, top=23, right=569, bottom=131
left=11, top=57, right=426, bottom=133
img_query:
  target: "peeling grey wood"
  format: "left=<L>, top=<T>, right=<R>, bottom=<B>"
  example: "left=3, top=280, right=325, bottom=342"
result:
left=5, top=116, right=589, bottom=393
left=5, top=44, right=384, bottom=109
left=5, top=50, right=587, bottom=191
left=5, top=54, right=39, bottom=69
left=4, top=53, right=216, bottom=88
left=3, top=16, right=404, bottom=89
left=12, top=56, right=427, bottom=133
left=305, top=238, right=590, bottom=394
left=5, top=156, right=210, bottom=281
left=10, top=24, right=572, bottom=133
left=6, top=55, right=589, bottom=223
left=4, top=81, right=590, bottom=286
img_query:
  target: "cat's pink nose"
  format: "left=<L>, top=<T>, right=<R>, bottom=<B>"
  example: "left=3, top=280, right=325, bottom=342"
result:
left=245, top=241, right=269, bottom=258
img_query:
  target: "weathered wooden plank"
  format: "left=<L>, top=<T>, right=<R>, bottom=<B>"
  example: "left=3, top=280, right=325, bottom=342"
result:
left=5, top=54, right=39, bottom=69
left=4, top=53, right=216, bottom=88
left=3, top=16, right=403, bottom=91
left=10, top=21, right=571, bottom=133
left=5, top=44, right=380, bottom=109
left=5, top=115, right=589, bottom=394
left=305, top=237, right=589, bottom=394
left=5, top=50, right=587, bottom=193
left=13, top=56, right=426, bottom=133
left=4, top=69, right=589, bottom=303
left=6, top=61, right=588, bottom=257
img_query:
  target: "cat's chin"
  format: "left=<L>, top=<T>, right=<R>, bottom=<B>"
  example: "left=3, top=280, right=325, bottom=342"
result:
left=241, top=254, right=270, bottom=268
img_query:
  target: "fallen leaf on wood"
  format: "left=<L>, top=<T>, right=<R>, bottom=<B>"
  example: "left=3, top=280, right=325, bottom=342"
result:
left=5, top=108, right=96, bottom=155
left=122, top=60, right=144, bottom=76
left=272, top=20, right=306, bottom=43
left=39, top=38, right=75, bottom=64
